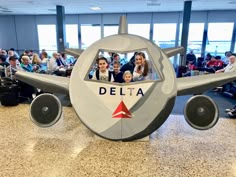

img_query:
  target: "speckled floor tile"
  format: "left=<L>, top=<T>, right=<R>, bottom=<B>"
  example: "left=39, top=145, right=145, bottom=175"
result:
left=0, top=104, right=235, bottom=177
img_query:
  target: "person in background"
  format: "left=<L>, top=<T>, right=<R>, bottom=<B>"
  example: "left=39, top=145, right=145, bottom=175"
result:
left=32, top=53, right=46, bottom=73
left=6, top=56, right=22, bottom=77
left=222, top=51, right=232, bottom=65
left=48, top=52, right=59, bottom=71
left=120, top=52, right=137, bottom=74
left=215, top=55, right=236, bottom=73
left=20, top=56, right=34, bottom=72
left=186, top=50, right=197, bottom=66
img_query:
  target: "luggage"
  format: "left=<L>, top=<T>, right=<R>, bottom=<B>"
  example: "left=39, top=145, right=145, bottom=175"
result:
left=0, top=77, right=19, bottom=106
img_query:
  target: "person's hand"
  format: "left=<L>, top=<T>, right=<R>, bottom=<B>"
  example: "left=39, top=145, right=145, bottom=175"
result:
left=215, top=70, right=222, bottom=73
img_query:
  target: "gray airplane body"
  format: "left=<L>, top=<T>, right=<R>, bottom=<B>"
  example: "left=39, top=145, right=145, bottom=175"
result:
left=16, top=16, right=236, bottom=141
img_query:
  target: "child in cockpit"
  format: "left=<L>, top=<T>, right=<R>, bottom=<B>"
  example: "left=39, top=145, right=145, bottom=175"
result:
left=123, top=70, right=133, bottom=83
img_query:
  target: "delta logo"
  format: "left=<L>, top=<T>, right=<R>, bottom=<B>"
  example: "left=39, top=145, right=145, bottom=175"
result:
left=112, top=101, right=132, bottom=118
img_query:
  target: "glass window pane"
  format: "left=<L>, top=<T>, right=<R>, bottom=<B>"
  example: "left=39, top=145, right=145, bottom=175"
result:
left=37, top=25, right=57, bottom=55
left=66, top=24, right=78, bottom=48
left=153, top=23, right=177, bottom=64
left=153, top=23, right=176, bottom=48
left=104, top=25, right=119, bottom=37
left=128, top=24, right=150, bottom=39
left=179, top=23, right=204, bottom=58
left=206, top=23, right=233, bottom=56
left=81, top=24, right=101, bottom=49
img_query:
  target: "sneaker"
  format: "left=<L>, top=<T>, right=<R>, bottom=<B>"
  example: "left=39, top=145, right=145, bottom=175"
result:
left=225, top=108, right=235, bottom=112
left=227, top=111, right=236, bottom=118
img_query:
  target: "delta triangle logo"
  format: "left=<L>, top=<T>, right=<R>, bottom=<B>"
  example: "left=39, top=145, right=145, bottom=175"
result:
left=112, top=101, right=132, bottom=118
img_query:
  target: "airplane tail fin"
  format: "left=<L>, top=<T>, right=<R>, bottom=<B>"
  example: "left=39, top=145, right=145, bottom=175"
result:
left=162, top=47, right=184, bottom=58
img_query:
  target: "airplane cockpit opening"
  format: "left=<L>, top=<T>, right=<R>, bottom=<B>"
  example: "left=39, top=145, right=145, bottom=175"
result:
left=86, top=49, right=161, bottom=84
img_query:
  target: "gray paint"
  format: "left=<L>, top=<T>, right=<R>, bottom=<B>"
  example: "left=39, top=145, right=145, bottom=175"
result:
left=177, top=72, right=236, bottom=96
left=70, top=30, right=177, bottom=140
left=15, top=71, right=70, bottom=95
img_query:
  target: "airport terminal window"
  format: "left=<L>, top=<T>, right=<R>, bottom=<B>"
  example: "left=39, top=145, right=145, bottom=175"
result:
left=104, top=25, right=119, bottom=37
left=37, top=25, right=57, bottom=55
left=179, top=23, right=204, bottom=58
left=153, top=23, right=176, bottom=64
left=153, top=23, right=176, bottom=48
left=66, top=24, right=78, bottom=48
left=81, top=24, right=101, bottom=49
left=205, top=23, right=233, bottom=57
left=87, top=50, right=160, bottom=83
left=128, top=24, right=150, bottom=39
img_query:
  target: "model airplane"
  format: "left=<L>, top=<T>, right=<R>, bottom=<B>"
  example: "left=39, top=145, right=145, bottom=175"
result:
left=15, top=16, right=236, bottom=141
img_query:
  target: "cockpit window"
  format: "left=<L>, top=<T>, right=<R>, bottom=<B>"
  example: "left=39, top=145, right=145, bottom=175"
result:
left=86, top=49, right=161, bottom=84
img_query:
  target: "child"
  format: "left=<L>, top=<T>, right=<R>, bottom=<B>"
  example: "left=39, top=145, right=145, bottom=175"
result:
left=112, top=61, right=123, bottom=83
left=123, top=70, right=133, bottom=83
left=92, top=57, right=114, bottom=82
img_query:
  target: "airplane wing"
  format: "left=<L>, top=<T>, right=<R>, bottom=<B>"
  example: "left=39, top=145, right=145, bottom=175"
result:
left=162, top=47, right=184, bottom=58
left=15, top=71, right=70, bottom=95
left=65, top=48, right=83, bottom=58
left=177, top=72, right=236, bottom=96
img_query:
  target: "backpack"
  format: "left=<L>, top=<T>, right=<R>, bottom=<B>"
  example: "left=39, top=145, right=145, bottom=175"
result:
left=95, top=70, right=112, bottom=81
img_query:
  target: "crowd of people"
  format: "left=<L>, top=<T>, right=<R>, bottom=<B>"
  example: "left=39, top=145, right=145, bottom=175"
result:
left=0, top=48, right=76, bottom=78
left=185, top=50, right=236, bottom=118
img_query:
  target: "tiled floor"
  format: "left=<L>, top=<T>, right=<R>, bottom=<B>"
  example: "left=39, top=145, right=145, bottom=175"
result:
left=0, top=104, right=235, bottom=177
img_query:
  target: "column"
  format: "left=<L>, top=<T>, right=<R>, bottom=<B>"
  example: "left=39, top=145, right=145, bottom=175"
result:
left=180, top=0, right=192, bottom=66
left=56, top=5, right=66, bottom=52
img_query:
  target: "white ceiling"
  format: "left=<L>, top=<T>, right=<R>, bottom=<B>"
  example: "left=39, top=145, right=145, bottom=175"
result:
left=0, top=0, right=236, bottom=15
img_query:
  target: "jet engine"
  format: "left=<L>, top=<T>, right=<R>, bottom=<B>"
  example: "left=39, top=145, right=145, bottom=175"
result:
left=30, top=93, right=62, bottom=127
left=184, top=95, right=219, bottom=130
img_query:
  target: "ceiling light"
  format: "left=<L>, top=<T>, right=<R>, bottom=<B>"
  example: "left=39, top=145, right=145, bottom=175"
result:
left=147, top=2, right=161, bottom=6
left=90, top=6, right=101, bottom=11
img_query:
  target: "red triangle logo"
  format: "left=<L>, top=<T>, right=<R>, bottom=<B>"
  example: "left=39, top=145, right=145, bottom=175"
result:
left=112, top=101, right=132, bottom=118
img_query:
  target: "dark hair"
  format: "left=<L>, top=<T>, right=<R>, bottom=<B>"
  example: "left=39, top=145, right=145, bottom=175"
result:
left=113, top=53, right=119, bottom=58
left=225, top=51, right=232, bottom=56
left=113, top=60, right=120, bottom=66
left=0, top=55, right=7, bottom=62
left=61, top=52, right=66, bottom=58
left=41, top=51, right=48, bottom=58
left=96, top=57, right=108, bottom=64
left=9, top=56, right=18, bottom=61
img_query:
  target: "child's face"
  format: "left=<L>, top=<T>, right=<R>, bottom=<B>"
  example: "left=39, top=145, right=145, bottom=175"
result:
left=98, top=59, right=108, bottom=72
left=124, top=74, right=132, bottom=83
left=113, top=64, right=120, bottom=73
